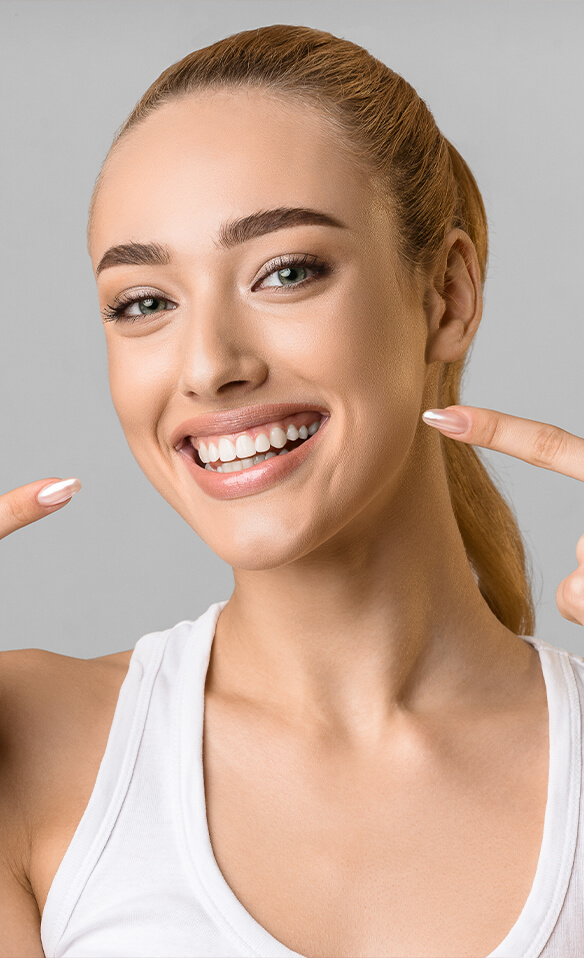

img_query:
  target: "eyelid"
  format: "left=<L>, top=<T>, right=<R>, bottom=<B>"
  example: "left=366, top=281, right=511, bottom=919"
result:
left=252, top=252, right=329, bottom=289
left=108, top=286, right=172, bottom=307
left=102, top=253, right=331, bottom=323
left=104, top=254, right=326, bottom=299
left=101, top=287, right=177, bottom=322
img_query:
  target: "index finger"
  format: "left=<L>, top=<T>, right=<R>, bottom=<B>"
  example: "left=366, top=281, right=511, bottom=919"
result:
left=0, top=477, right=82, bottom=540
left=422, top=405, right=584, bottom=482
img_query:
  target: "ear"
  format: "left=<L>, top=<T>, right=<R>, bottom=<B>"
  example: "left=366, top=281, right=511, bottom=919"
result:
left=424, top=228, right=483, bottom=364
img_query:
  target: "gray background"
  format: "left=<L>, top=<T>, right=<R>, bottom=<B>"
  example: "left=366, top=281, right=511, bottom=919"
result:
left=1, top=0, right=583, bottom=657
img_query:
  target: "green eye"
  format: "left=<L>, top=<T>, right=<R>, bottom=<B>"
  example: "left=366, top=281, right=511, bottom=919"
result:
left=102, top=294, right=176, bottom=323
left=135, top=297, right=165, bottom=315
left=263, top=266, right=309, bottom=287
left=280, top=266, right=307, bottom=285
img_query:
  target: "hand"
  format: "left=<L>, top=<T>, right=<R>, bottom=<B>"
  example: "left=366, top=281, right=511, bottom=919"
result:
left=422, top=405, right=584, bottom=626
left=0, top=477, right=82, bottom=540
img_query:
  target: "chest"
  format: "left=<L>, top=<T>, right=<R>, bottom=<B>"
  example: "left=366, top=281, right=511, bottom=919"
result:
left=201, top=695, right=550, bottom=958
left=30, top=678, right=549, bottom=958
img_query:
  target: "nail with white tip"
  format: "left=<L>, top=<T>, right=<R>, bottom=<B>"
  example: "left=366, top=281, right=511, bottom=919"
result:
left=37, top=477, right=82, bottom=506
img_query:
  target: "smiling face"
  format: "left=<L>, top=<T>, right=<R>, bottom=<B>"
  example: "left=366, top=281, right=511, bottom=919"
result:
left=89, top=88, right=434, bottom=570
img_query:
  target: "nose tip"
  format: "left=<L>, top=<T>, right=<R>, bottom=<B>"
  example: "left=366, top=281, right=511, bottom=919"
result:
left=175, top=297, right=270, bottom=400
left=179, top=354, right=269, bottom=402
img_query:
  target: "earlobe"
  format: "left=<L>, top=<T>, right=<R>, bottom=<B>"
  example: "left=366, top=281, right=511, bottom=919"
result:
left=424, top=229, right=482, bottom=365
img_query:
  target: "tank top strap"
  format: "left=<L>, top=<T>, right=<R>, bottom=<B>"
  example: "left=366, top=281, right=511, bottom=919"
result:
left=41, top=622, right=179, bottom=952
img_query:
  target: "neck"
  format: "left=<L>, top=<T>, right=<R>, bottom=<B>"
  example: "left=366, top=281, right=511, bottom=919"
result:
left=206, top=444, right=533, bottom=745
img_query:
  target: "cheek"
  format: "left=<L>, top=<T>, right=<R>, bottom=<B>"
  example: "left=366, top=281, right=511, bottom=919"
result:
left=105, top=338, right=170, bottom=439
left=313, top=284, right=426, bottom=507
left=311, top=278, right=424, bottom=408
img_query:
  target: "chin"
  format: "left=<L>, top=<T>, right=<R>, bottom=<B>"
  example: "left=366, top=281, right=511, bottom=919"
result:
left=200, top=513, right=326, bottom=572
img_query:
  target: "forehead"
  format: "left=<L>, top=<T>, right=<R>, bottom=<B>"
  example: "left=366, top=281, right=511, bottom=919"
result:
left=89, top=89, right=386, bottom=259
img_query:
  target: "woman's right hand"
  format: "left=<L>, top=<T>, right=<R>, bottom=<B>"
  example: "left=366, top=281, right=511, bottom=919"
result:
left=0, top=477, right=82, bottom=539
left=0, top=475, right=81, bottom=957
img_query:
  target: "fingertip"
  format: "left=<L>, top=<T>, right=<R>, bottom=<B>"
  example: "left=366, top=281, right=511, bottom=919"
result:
left=36, top=477, right=82, bottom=507
left=421, top=409, right=470, bottom=435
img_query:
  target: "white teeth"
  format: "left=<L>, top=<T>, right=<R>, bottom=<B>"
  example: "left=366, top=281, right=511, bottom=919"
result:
left=195, top=416, right=324, bottom=472
left=218, top=437, right=237, bottom=462
left=269, top=426, right=287, bottom=449
left=255, top=432, right=270, bottom=453
left=235, top=434, right=256, bottom=459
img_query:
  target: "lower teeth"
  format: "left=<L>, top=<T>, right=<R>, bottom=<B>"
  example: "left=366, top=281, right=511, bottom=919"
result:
left=205, top=449, right=283, bottom=472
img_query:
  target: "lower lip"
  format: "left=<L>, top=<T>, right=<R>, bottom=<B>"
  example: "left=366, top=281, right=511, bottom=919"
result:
left=177, top=417, right=329, bottom=500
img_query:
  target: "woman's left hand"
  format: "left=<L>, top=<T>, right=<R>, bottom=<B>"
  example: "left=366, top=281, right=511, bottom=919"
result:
left=422, top=405, right=584, bottom=626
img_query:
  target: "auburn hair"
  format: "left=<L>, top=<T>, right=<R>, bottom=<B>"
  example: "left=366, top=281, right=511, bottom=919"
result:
left=97, top=24, right=536, bottom=636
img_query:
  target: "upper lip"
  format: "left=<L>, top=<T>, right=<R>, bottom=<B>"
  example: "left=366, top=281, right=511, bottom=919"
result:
left=171, top=402, right=330, bottom=448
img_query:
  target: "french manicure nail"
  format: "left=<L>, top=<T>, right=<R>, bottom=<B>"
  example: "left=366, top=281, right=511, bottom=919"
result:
left=37, top=477, right=82, bottom=506
left=422, top=409, right=469, bottom=435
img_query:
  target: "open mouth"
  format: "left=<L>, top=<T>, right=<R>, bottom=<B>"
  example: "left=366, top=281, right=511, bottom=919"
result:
left=177, top=412, right=325, bottom=474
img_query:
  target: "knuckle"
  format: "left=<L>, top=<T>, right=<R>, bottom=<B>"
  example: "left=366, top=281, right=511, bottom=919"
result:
left=531, top=425, right=567, bottom=467
left=576, top=534, right=584, bottom=565
left=561, top=574, right=584, bottom=610
left=476, top=412, right=504, bottom=448
left=556, top=579, right=580, bottom=623
left=3, top=493, right=32, bottom=529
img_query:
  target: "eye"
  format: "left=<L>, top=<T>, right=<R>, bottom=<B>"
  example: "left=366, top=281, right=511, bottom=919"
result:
left=102, top=293, right=177, bottom=323
left=254, top=253, right=331, bottom=292
left=262, top=265, right=310, bottom=288
left=123, top=296, right=168, bottom=317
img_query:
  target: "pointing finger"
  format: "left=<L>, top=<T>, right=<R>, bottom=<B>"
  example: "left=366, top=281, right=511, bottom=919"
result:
left=422, top=406, right=584, bottom=482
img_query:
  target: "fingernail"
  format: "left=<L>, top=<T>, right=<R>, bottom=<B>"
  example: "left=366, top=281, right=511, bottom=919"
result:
left=37, top=477, right=82, bottom=506
left=422, top=409, right=469, bottom=435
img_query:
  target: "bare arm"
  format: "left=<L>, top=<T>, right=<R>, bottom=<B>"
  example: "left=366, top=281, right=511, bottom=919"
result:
left=0, top=478, right=81, bottom=956
left=0, top=655, right=45, bottom=957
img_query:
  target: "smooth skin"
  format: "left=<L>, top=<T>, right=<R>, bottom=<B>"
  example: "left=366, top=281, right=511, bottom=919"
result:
left=1, top=88, right=582, bottom=956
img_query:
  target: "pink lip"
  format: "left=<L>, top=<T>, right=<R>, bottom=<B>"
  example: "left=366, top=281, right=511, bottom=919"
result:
left=176, top=415, right=329, bottom=500
left=170, top=401, right=330, bottom=447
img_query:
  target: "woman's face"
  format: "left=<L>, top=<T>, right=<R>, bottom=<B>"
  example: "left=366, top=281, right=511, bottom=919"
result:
left=89, top=89, right=432, bottom=570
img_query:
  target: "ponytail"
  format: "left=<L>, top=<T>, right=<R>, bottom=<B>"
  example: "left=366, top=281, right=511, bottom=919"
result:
left=439, top=141, right=536, bottom=635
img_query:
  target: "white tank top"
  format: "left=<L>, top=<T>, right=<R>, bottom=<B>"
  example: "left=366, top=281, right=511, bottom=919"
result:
left=40, top=599, right=584, bottom=957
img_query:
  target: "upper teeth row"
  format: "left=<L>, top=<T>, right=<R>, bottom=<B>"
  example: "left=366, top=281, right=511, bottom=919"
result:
left=198, top=419, right=321, bottom=464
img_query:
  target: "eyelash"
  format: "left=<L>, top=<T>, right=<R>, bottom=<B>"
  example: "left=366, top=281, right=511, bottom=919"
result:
left=101, top=253, right=331, bottom=323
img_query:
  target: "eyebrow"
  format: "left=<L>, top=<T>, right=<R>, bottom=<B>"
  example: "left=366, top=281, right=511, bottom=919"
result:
left=216, top=207, right=346, bottom=250
left=95, top=207, right=347, bottom=276
left=95, top=241, right=169, bottom=277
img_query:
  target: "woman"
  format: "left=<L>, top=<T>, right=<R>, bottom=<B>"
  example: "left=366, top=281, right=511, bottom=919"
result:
left=2, top=23, right=584, bottom=958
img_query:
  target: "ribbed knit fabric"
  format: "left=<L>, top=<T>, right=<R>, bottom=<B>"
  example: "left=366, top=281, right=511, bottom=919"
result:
left=40, top=600, right=584, bottom=958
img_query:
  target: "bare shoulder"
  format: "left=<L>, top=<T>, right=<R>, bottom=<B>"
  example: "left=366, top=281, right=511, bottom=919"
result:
left=0, top=644, right=133, bottom=818
left=0, top=643, right=133, bottom=794
left=0, top=645, right=133, bottom=945
left=0, top=645, right=133, bottom=749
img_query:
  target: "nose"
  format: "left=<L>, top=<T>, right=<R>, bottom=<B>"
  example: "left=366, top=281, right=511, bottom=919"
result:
left=176, top=288, right=269, bottom=401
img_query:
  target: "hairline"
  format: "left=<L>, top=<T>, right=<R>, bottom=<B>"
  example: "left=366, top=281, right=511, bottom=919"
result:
left=87, top=85, right=381, bottom=248
left=86, top=84, right=423, bottom=298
